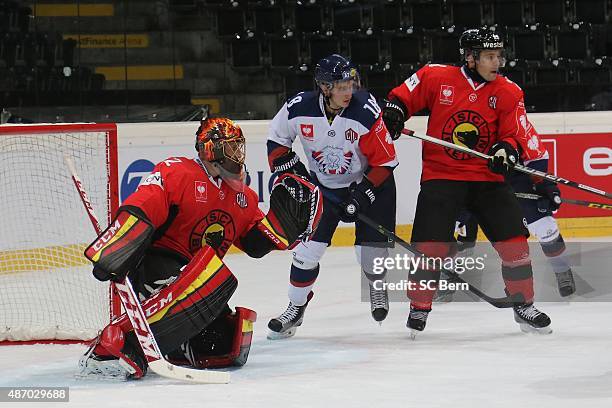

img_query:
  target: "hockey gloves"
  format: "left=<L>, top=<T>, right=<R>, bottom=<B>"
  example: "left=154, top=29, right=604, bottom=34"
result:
left=340, top=178, right=376, bottom=223
left=261, top=173, right=323, bottom=249
left=272, top=150, right=310, bottom=179
left=487, top=141, right=519, bottom=175
left=534, top=181, right=562, bottom=212
left=84, top=209, right=154, bottom=282
left=381, top=98, right=407, bottom=141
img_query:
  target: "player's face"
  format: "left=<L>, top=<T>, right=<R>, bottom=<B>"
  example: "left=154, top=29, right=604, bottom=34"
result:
left=475, top=50, right=505, bottom=82
left=328, top=80, right=355, bottom=109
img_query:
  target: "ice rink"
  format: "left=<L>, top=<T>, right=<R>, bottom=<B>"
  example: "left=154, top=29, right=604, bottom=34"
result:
left=1, top=246, right=611, bottom=408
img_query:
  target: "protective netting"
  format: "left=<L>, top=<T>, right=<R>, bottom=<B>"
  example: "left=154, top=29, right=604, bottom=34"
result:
left=0, top=127, right=114, bottom=342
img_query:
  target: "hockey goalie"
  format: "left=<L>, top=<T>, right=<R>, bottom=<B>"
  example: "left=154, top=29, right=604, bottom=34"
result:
left=80, top=117, right=322, bottom=379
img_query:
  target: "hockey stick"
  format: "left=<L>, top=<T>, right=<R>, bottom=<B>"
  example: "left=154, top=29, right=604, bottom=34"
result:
left=64, top=155, right=230, bottom=384
left=515, top=192, right=612, bottom=211
left=401, top=129, right=612, bottom=200
left=323, top=191, right=523, bottom=308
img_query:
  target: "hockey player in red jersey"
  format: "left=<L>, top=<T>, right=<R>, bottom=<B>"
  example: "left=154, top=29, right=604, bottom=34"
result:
left=266, top=54, right=398, bottom=339
left=79, top=117, right=323, bottom=379
left=454, top=129, right=575, bottom=298
left=382, top=28, right=552, bottom=336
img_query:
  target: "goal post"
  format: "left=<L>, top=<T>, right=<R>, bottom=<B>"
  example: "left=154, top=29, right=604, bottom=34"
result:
left=0, top=123, right=120, bottom=344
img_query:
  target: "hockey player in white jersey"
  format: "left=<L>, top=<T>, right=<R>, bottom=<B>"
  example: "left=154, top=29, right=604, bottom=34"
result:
left=266, top=54, right=399, bottom=339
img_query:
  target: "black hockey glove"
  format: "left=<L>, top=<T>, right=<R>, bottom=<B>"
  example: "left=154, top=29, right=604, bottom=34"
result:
left=272, top=151, right=310, bottom=179
left=534, top=181, right=562, bottom=213
left=381, top=98, right=407, bottom=141
left=487, top=141, right=519, bottom=175
left=340, top=178, right=376, bottom=223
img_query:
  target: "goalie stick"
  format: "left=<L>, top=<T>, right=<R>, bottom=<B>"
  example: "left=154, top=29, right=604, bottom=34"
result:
left=326, top=192, right=523, bottom=308
left=64, top=155, right=230, bottom=384
left=401, top=129, right=612, bottom=200
left=514, top=192, right=612, bottom=211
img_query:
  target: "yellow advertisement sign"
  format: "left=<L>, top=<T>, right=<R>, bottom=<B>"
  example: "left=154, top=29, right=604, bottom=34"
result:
left=63, top=34, right=149, bottom=48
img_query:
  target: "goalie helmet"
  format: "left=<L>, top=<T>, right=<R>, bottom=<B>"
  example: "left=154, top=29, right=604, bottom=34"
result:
left=314, top=54, right=360, bottom=91
left=195, top=117, right=245, bottom=174
left=195, top=117, right=246, bottom=190
left=459, top=28, right=505, bottom=64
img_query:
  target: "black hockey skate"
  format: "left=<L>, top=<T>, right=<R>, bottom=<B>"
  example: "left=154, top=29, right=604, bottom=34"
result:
left=555, top=269, right=576, bottom=297
left=369, top=282, right=389, bottom=323
left=407, top=304, right=430, bottom=340
left=267, top=292, right=313, bottom=340
left=513, top=303, right=552, bottom=334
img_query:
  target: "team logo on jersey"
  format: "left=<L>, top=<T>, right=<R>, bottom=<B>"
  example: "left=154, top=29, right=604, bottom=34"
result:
left=345, top=128, right=358, bottom=143
left=441, top=110, right=491, bottom=160
left=190, top=210, right=236, bottom=257
left=194, top=181, right=208, bottom=202
left=440, top=85, right=454, bottom=105
left=312, top=147, right=353, bottom=175
left=488, top=96, right=497, bottom=109
left=468, top=93, right=478, bottom=103
left=328, top=130, right=336, bottom=137
left=236, top=192, right=248, bottom=208
left=300, top=124, right=314, bottom=140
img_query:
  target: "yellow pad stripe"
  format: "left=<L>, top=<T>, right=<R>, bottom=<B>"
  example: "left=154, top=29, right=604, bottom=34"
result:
left=260, top=217, right=289, bottom=247
left=147, top=255, right=223, bottom=324
left=242, top=320, right=254, bottom=333
left=90, top=215, right=139, bottom=262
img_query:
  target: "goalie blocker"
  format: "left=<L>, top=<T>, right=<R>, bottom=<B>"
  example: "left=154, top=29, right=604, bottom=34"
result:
left=82, top=173, right=322, bottom=379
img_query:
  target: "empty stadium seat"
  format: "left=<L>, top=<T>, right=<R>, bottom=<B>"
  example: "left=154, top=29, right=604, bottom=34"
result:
left=231, top=38, right=262, bottom=68
left=389, top=33, right=423, bottom=65
left=307, top=36, right=341, bottom=65
left=511, top=27, right=548, bottom=60
left=269, top=38, right=300, bottom=68
left=555, top=25, right=589, bottom=60
left=349, top=37, right=380, bottom=65
left=493, top=0, right=524, bottom=27
left=533, top=0, right=566, bottom=26
left=449, top=1, right=484, bottom=28
left=575, top=0, right=609, bottom=24
left=411, top=1, right=447, bottom=29
left=431, top=31, right=461, bottom=63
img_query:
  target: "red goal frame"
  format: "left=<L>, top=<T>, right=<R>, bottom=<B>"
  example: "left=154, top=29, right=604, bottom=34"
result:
left=0, top=123, right=121, bottom=345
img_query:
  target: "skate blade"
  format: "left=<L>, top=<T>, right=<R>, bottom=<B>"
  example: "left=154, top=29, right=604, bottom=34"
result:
left=409, top=329, right=420, bottom=340
left=518, top=323, right=553, bottom=335
left=267, top=327, right=297, bottom=340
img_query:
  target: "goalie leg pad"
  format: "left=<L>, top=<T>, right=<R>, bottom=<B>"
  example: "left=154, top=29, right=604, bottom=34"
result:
left=259, top=173, right=323, bottom=250
left=168, top=306, right=257, bottom=369
left=109, top=247, right=238, bottom=356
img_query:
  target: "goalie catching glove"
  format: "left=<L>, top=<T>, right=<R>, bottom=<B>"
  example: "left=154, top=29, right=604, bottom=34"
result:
left=84, top=208, right=154, bottom=282
left=258, top=173, right=323, bottom=250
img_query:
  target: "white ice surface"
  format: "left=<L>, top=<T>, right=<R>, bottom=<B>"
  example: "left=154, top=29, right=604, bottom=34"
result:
left=1, top=246, right=611, bottom=408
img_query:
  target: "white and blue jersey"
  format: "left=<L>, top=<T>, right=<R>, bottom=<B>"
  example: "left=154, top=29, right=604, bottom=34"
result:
left=268, top=90, right=398, bottom=189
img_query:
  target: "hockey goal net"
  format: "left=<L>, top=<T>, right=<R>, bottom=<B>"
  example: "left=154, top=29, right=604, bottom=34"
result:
left=0, top=123, right=119, bottom=344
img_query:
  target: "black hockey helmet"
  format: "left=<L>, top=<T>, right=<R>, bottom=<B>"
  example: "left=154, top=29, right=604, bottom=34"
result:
left=459, top=28, right=505, bottom=60
left=314, top=54, right=360, bottom=90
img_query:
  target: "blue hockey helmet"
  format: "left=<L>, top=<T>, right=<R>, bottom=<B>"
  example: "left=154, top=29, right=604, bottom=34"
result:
left=314, top=54, right=360, bottom=90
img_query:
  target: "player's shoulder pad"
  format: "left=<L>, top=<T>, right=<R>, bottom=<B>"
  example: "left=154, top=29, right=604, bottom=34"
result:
left=342, top=89, right=379, bottom=130
left=494, top=75, right=525, bottom=109
left=286, top=90, right=321, bottom=120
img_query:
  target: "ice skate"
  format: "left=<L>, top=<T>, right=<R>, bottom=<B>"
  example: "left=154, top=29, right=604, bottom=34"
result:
left=268, top=292, right=313, bottom=340
left=369, top=281, right=389, bottom=323
left=555, top=269, right=576, bottom=297
left=513, top=303, right=552, bottom=334
left=407, top=304, right=430, bottom=340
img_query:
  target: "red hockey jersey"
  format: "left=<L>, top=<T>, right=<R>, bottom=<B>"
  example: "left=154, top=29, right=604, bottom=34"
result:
left=121, top=156, right=264, bottom=260
left=388, top=64, right=546, bottom=182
